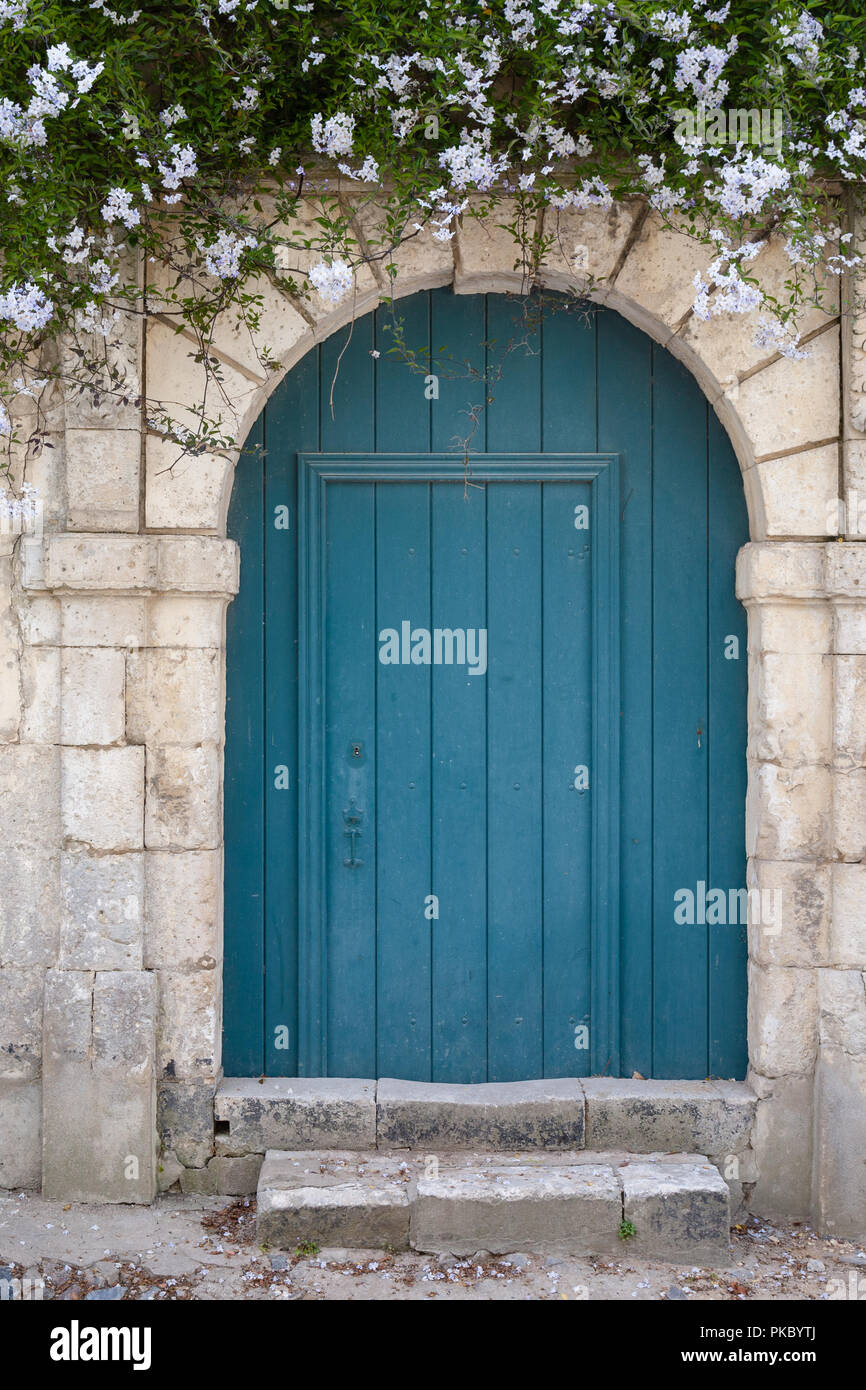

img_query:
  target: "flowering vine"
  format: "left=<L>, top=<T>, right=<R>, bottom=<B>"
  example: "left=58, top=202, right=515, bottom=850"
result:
left=0, top=0, right=864, bottom=490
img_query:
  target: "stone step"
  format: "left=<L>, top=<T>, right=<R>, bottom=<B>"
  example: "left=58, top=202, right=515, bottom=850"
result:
left=217, top=1076, right=755, bottom=1158
left=256, top=1149, right=731, bottom=1264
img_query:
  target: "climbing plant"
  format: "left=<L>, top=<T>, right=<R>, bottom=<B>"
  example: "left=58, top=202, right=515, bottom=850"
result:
left=0, top=0, right=864, bottom=490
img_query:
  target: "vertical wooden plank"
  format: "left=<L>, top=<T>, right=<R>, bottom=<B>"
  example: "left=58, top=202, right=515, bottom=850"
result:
left=323, top=481, right=378, bottom=1075
left=708, top=412, right=749, bottom=1077
left=597, top=309, right=653, bottom=1076
left=320, top=311, right=375, bottom=453
left=486, top=482, right=544, bottom=1080
left=431, top=480, right=488, bottom=1081
left=430, top=288, right=487, bottom=454
left=485, top=294, right=541, bottom=453
left=542, top=480, right=594, bottom=1076
left=652, top=346, right=709, bottom=1078
left=540, top=296, right=597, bottom=452
left=375, top=294, right=431, bottom=452
left=223, top=416, right=265, bottom=1075
left=262, top=351, right=318, bottom=1076
left=375, top=482, right=433, bottom=1078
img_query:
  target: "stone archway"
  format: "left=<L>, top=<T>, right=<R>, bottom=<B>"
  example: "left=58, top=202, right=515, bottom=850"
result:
left=7, top=198, right=863, bottom=1237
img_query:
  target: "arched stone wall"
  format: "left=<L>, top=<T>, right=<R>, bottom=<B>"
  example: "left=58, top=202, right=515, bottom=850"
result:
left=1, top=199, right=864, bottom=1236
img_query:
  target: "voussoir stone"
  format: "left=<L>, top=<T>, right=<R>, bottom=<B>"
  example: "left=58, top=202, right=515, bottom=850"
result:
left=376, top=1077, right=585, bottom=1150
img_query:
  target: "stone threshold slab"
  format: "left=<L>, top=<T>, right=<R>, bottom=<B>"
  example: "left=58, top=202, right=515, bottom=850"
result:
left=216, top=1077, right=756, bottom=1157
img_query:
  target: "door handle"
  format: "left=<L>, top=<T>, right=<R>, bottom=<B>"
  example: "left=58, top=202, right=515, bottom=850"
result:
left=343, top=798, right=364, bottom=867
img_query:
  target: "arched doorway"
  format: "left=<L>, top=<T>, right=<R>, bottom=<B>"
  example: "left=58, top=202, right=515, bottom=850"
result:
left=224, top=288, right=748, bottom=1082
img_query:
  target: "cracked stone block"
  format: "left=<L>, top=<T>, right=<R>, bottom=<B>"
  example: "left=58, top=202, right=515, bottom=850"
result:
left=376, top=1078, right=585, bottom=1150
left=619, top=1159, right=730, bottom=1265
left=215, top=1078, right=376, bottom=1153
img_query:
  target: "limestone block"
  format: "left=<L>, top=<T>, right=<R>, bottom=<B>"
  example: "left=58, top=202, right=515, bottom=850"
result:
left=746, top=761, right=830, bottom=860
left=145, top=320, right=258, bottom=443
left=747, top=601, right=832, bottom=656
left=61, top=746, right=144, bottom=850
left=156, top=969, right=219, bottom=1080
left=157, top=1078, right=215, bottom=1168
left=748, top=651, right=832, bottom=765
left=156, top=537, right=239, bottom=596
left=62, top=302, right=142, bottom=431
left=817, top=969, right=866, bottom=1055
left=454, top=203, right=531, bottom=294
left=824, top=541, right=866, bottom=597
left=60, top=597, right=146, bottom=648
left=0, top=560, right=20, bottom=742
left=202, top=273, right=312, bottom=378
left=65, top=429, right=140, bottom=532
left=60, top=848, right=144, bottom=971
left=411, top=1162, right=622, bottom=1257
left=746, top=859, right=829, bottom=968
left=748, top=1069, right=813, bottom=1222
left=42, top=968, right=157, bottom=1202
left=619, top=1160, right=730, bottom=1265
left=833, top=656, right=866, bottom=767
left=0, top=1079, right=41, bottom=1188
left=20, top=646, right=60, bottom=743
left=43, top=536, right=154, bottom=592
left=736, top=542, right=824, bottom=603
left=257, top=1149, right=410, bottom=1250
left=834, top=602, right=866, bottom=655
left=752, top=444, right=840, bottom=539
left=747, top=963, right=817, bottom=1076
left=0, top=746, right=60, bottom=847
left=540, top=201, right=642, bottom=295
left=830, top=863, right=866, bottom=968
left=582, top=1078, right=755, bottom=1154
left=126, top=648, right=221, bottom=746
left=268, top=195, right=382, bottom=321
left=0, top=967, right=42, bottom=1079
left=146, top=596, right=224, bottom=649
left=679, top=232, right=839, bottom=396
left=145, top=435, right=235, bottom=532
left=376, top=1078, right=585, bottom=1150
left=724, top=329, right=839, bottom=460
left=0, top=843, right=61, bottom=968
left=144, top=849, right=220, bottom=970
left=354, top=204, right=455, bottom=295
left=832, top=767, right=866, bottom=861
left=813, top=1049, right=866, bottom=1239
left=61, top=647, right=126, bottom=745
left=215, top=1078, right=376, bottom=1153
left=611, top=213, right=716, bottom=336
left=144, top=744, right=221, bottom=849
left=16, top=595, right=60, bottom=647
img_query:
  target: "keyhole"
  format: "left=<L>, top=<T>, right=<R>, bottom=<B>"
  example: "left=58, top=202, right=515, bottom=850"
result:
left=352, top=742, right=363, bottom=758
left=697, top=725, right=703, bottom=750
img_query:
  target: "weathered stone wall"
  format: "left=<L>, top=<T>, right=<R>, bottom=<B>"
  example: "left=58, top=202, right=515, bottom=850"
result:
left=0, top=197, right=863, bottom=1236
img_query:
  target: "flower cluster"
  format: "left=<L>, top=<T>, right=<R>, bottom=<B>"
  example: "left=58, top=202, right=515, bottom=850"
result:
left=0, top=0, right=861, bottom=464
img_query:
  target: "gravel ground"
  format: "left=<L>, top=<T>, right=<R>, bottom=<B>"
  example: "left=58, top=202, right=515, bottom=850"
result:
left=2, top=1189, right=865, bottom=1302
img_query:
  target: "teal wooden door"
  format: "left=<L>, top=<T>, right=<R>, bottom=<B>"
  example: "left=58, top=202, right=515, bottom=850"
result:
left=224, top=290, right=749, bottom=1082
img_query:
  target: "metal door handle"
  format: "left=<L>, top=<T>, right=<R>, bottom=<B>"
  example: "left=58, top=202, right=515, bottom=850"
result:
left=343, top=798, right=364, bottom=867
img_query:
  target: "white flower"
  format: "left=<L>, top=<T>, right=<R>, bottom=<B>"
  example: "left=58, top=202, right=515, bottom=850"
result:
left=311, top=111, right=355, bottom=158
left=102, top=186, right=141, bottom=229
left=158, top=142, right=198, bottom=190
left=199, top=228, right=258, bottom=279
left=0, top=0, right=28, bottom=29
left=309, top=258, right=354, bottom=303
left=268, top=146, right=282, bottom=166
left=46, top=43, right=73, bottom=72
left=0, top=281, right=54, bottom=332
left=160, top=104, right=187, bottom=127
